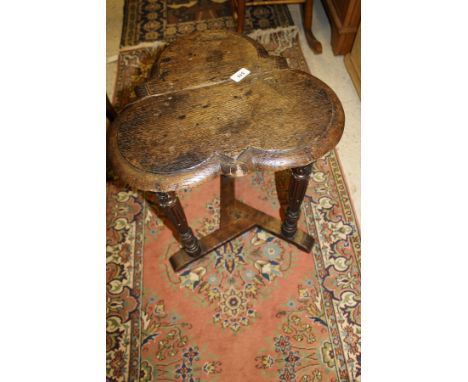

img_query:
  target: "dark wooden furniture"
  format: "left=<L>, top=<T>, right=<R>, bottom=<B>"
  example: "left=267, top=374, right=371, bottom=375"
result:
left=106, top=95, right=118, bottom=182
left=232, top=0, right=323, bottom=53
left=106, top=94, right=117, bottom=122
left=108, top=31, right=344, bottom=272
left=344, top=24, right=360, bottom=97
left=321, top=0, right=360, bottom=55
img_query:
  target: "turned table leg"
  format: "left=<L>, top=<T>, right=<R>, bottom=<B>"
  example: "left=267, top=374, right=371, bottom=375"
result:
left=155, top=192, right=202, bottom=257
left=281, top=163, right=313, bottom=238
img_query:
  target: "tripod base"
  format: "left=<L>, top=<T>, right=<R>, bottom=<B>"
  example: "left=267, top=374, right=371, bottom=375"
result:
left=169, top=176, right=314, bottom=272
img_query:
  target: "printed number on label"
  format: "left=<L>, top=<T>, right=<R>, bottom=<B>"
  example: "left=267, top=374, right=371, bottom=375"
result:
left=230, top=68, right=251, bottom=82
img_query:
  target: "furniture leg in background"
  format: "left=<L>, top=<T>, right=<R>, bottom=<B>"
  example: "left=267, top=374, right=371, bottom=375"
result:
left=106, top=94, right=117, bottom=122
left=106, top=94, right=118, bottom=182
left=303, top=0, right=322, bottom=53
left=236, top=0, right=246, bottom=35
left=233, top=0, right=322, bottom=54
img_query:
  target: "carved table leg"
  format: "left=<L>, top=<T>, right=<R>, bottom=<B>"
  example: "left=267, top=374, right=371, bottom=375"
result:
left=281, top=163, right=313, bottom=238
left=155, top=192, right=201, bottom=257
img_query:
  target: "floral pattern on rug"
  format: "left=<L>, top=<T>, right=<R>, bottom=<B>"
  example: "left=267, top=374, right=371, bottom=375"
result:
left=139, top=297, right=223, bottom=381
left=171, top=228, right=294, bottom=333
left=254, top=279, right=336, bottom=382
left=302, top=155, right=361, bottom=381
left=106, top=186, right=145, bottom=382
left=108, top=28, right=360, bottom=382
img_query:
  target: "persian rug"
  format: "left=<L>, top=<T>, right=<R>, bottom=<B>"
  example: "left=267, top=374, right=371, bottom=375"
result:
left=121, top=0, right=294, bottom=46
left=108, top=13, right=361, bottom=382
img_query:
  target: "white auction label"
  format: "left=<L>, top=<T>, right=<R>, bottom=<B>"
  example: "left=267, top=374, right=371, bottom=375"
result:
left=230, top=68, right=250, bottom=82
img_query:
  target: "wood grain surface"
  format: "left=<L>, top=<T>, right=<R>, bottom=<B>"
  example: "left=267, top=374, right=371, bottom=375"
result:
left=135, top=31, right=288, bottom=97
left=108, top=30, right=345, bottom=192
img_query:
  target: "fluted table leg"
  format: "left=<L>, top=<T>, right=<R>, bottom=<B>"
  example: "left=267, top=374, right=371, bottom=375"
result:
left=281, top=163, right=313, bottom=238
left=155, top=192, right=201, bottom=257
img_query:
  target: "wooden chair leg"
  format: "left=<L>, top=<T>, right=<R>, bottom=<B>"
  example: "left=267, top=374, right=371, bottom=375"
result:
left=155, top=192, right=202, bottom=257
left=281, top=163, right=313, bottom=238
left=236, top=0, right=246, bottom=33
left=303, top=0, right=322, bottom=54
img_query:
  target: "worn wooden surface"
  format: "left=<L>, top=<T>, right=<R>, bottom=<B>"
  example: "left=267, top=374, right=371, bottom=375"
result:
left=135, top=31, right=287, bottom=97
left=108, top=30, right=344, bottom=192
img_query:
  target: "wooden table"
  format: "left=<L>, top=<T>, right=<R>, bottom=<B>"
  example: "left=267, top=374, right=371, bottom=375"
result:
left=108, top=31, right=344, bottom=272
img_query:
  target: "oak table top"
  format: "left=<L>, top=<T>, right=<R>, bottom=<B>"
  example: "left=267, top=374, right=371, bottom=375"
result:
left=108, top=30, right=345, bottom=193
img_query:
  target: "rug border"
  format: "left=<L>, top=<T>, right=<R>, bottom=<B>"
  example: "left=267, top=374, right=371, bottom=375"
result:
left=295, top=39, right=360, bottom=232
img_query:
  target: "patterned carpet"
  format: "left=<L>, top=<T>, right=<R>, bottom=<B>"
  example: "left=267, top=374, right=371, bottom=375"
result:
left=108, top=3, right=361, bottom=382
left=121, top=0, right=293, bottom=46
